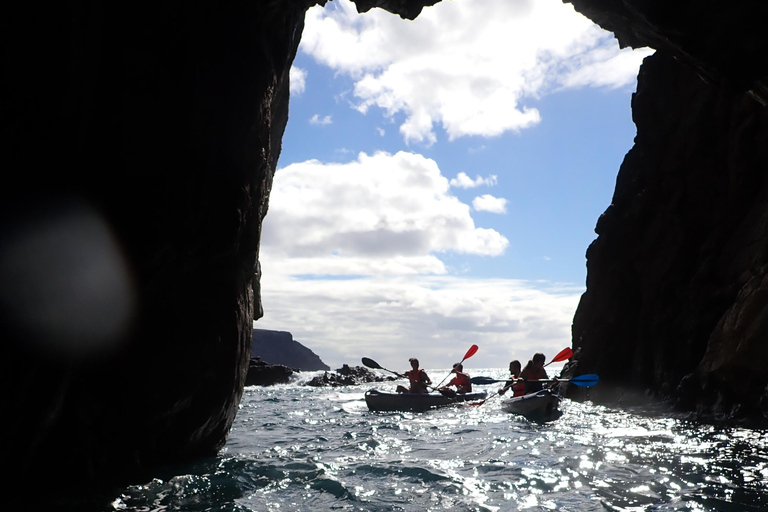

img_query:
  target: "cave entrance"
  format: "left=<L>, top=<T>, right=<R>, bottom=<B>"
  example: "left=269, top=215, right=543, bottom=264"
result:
left=255, top=0, right=653, bottom=371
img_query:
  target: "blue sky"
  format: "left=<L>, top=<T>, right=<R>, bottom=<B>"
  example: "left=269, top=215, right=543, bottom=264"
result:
left=254, top=0, right=653, bottom=371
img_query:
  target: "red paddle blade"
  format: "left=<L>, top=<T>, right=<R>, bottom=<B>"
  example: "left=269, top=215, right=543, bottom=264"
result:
left=548, top=347, right=573, bottom=364
left=462, top=344, right=479, bottom=361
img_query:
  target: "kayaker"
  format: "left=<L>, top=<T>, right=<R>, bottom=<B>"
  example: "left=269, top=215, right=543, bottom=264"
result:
left=497, top=360, right=524, bottom=397
left=396, top=357, right=432, bottom=394
left=439, top=363, right=472, bottom=396
left=520, top=353, right=549, bottom=394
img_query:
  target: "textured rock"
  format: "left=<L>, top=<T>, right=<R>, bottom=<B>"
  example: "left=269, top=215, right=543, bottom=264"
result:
left=306, top=364, right=396, bottom=387
left=564, top=0, right=768, bottom=425
left=0, top=0, right=447, bottom=498
left=565, top=0, right=768, bottom=104
left=570, top=50, right=768, bottom=424
left=252, top=328, right=330, bottom=371
left=245, top=357, right=294, bottom=387
left=0, top=0, right=308, bottom=495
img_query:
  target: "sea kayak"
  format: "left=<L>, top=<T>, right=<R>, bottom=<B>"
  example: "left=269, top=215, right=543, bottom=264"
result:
left=500, top=389, right=562, bottom=423
left=365, top=389, right=487, bottom=412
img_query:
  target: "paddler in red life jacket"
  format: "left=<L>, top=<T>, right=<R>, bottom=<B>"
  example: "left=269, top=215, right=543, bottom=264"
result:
left=520, top=352, right=549, bottom=394
left=497, top=359, right=525, bottom=397
left=439, top=363, right=472, bottom=397
left=395, top=357, right=432, bottom=394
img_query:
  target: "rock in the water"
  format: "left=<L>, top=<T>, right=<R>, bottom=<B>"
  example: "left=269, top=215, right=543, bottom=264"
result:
left=245, top=357, right=294, bottom=387
left=306, top=364, right=397, bottom=387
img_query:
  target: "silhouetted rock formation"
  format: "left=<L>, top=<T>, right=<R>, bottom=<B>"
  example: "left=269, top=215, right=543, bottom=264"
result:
left=565, top=1, right=768, bottom=425
left=245, top=357, right=294, bottom=387
left=306, top=364, right=396, bottom=387
left=252, top=329, right=330, bottom=371
left=0, top=1, right=442, bottom=499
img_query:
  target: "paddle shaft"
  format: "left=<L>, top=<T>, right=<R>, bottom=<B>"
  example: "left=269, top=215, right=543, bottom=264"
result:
left=471, top=374, right=598, bottom=387
left=432, top=344, right=479, bottom=390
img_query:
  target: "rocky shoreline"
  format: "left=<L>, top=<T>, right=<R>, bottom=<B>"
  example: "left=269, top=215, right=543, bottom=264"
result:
left=246, top=359, right=397, bottom=387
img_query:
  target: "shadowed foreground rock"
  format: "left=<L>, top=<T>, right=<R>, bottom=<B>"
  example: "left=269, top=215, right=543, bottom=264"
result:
left=0, top=1, right=447, bottom=498
left=564, top=1, right=768, bottom=426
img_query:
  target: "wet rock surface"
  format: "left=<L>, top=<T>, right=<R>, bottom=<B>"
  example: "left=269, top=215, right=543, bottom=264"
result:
left=245, top=357, right=295, bottom=387
left=306, top=364, right=397, bottom=387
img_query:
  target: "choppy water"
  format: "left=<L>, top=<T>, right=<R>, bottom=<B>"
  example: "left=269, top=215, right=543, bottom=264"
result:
left=110, top=369, right=768, bottom=511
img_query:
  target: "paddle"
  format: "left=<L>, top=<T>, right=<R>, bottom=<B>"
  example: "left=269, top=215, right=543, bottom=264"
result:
left=361, top=357, right=403, bottom=377
left=544, top=347, right=573, bottom=367
left=470, top=374, right=599, bottom=388
left=432, top=344, right=479, bottom=390
left=467, top=348, right=574, bottom=407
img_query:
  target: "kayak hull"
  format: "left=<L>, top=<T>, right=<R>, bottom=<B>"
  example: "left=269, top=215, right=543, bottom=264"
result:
left=365, top=389, right=487, bottom=412
left=500, top=389, right=562, bottom=423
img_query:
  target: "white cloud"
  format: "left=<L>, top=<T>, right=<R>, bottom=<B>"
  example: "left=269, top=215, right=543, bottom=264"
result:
left=255, top=273, right=583, bottom=370
left=472, top=194, right=508, bottom=214
left=450, top=172, right=498, bottom=189
left=262, top=151, right=508, bottom=278
left=309, top=114, right=333, bottom=125
left=299, top=0, right=653, bottom=145
left=290, top=66, right=306, bottom=95
left=257, top=151, right=583, bottom=370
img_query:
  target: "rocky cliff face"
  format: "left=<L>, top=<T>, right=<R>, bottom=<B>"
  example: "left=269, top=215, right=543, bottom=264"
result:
left=565, top=1, right=768, bottom=424
left=0, top=0, right=440, bottom=498
left=252, top=329, right=330, bottom=371
left=1, top=0, right=308, bottom=495
left=3, top=0, right=768, bottom=499
left=570, top=51, right=768, bottom=422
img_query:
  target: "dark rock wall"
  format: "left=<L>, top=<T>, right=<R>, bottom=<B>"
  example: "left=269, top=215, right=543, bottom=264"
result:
left=566, top=0, right=768, bottom=104
left=571, top=51, right=768, bottom=421
left=566, top=0, right=768, bottom=423
left=1, top=1, right=307, bottom=493
left=0, top=0, right=444, bottom=497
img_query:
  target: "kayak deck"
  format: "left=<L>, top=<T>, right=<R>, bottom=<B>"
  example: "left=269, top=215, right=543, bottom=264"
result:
left=365, top=389, right=487, bottom=412
left=500, top=389, right=562, bottom=423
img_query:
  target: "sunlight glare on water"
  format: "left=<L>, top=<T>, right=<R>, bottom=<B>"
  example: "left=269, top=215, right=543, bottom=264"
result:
left=111, top=370, right=768, bottom=512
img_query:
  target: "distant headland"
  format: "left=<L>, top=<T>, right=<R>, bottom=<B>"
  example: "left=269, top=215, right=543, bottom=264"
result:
left=251, top=329, right=330, bottom=371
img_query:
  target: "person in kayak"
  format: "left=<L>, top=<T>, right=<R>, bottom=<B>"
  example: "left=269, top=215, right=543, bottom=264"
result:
left=497, top=360, right=524, bottom=397
left=520, top=353, right=549, bottom=394
left=439, top=363, right=472, bottom=396
left=396, top=357, right=432, bottom=394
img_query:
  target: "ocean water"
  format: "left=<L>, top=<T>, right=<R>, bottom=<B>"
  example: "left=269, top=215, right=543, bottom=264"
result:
left=110, top=368, right=768, bottom=512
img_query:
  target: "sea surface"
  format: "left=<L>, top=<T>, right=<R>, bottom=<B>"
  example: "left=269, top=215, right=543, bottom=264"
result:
left=110, top=368, right=768, bottom=512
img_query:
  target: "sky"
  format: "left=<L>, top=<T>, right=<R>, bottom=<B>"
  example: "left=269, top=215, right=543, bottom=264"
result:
left=254, top=0, right=654, bottom=372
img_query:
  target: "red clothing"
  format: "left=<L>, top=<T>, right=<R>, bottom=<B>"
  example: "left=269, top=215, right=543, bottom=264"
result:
left=447, top=372, right=472, bottom=393
left=501, top=376, right=525, bottom=396
left=520, top=366, right=548, bottom=394
left=405, top=368, right=430, bottom=393
left=509, top=380, right=525, bottom=397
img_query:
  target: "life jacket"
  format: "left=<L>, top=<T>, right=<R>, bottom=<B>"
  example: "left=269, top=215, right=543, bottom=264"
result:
left=521, top=366, right=548, bottom=393
left=406, top=368, right=429, bottom=393
left=449, top=372, right=472, bottom=393
left=510, top=380, right=525, bottom=397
